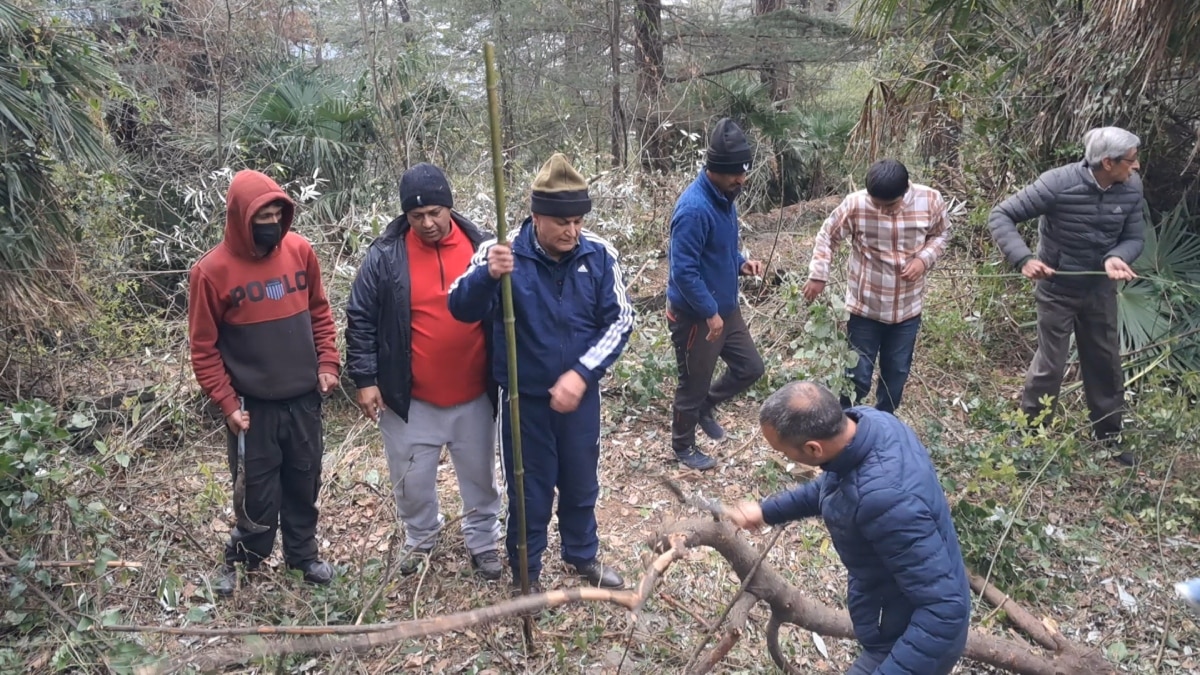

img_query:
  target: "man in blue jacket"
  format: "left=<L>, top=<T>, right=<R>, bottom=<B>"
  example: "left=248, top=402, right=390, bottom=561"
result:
left=667, top=118, right=765, bottom=471
left=727, top=381, right=971, bottom=674
left=449, top=153, right=635, bottom=591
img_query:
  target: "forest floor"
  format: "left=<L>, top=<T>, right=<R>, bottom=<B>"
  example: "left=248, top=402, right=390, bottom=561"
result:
left=6, top=193, right=1200, bottom=675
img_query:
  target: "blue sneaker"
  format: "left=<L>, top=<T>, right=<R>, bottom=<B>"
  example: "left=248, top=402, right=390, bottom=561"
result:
left=698, top=411, right=726, bottom=441
left=675, top=446, right=718, bottom=471
left=1176, top=578, right=1200, bottom=615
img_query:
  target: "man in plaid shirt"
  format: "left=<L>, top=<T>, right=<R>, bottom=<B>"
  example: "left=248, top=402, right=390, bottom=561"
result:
left=803, top=160, right=950, bottom=413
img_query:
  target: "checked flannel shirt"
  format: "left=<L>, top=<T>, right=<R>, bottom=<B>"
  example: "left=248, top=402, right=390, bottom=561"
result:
left=808, top=183, right=951, bottom=324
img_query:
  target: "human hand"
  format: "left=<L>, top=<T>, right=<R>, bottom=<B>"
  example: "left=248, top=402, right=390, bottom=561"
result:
left=801, top=279, right=826, bottom=303
left=226, top=410, right=249, bottom=434
left=1021, top=259, right=1056, bottom=280
left=726, top=501, right=765, bottom=531
left=1104, top=256, right=1137, bottom=281
left=549, top=370, right=588, bottom=413
left=318, top=372, right=339, bottom=394
left=487, top=244, right=514, bottom=280
left=900, top=257, right=927, bottom=281
left=356, top=385, right=385, bottom=421
left=740, top=260, right=764, bottom=277
left=705, top=313, right=725, bottom=342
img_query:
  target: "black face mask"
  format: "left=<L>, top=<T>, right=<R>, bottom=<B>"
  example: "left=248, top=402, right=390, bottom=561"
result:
left=252, top=224, right=282, bottom=250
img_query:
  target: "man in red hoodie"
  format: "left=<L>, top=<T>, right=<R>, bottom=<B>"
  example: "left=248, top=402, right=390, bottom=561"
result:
left=188, top=170, right=340, bottom=597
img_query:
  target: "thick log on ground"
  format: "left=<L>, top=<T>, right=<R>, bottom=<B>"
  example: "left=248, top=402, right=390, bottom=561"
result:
left=653, top=518, right=1114, bottom=675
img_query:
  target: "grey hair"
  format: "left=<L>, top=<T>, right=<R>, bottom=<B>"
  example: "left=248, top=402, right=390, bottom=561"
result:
left=759, top=381, right=847, bottom=448
left=1083, top=127, right=1140, bottom=165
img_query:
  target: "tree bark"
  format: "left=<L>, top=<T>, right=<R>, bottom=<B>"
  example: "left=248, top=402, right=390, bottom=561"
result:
left=754, top=0, right=789, bottom=103
left=610, top=0, right=625, bottom=167
left=632, top=0, right=668, bottom=171
left=654, top=519, right=1117, bottom=675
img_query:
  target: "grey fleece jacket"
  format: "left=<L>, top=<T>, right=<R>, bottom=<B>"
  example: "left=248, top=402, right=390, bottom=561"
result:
left=988, top=161, right=1144, bottom=292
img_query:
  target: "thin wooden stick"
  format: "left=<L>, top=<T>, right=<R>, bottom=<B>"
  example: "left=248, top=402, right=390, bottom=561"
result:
left=0, top=559, right=143, bottom=569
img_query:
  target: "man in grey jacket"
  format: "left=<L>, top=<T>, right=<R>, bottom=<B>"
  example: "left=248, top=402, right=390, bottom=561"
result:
left=988, top=127, right=1144, bottom=465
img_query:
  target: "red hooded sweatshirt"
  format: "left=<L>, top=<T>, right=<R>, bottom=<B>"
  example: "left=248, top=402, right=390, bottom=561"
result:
left=187, top=170, right=340, bottom=417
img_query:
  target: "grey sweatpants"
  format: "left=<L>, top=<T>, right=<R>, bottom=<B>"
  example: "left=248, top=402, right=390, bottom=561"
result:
left=378, top=395, right=502, bottom=554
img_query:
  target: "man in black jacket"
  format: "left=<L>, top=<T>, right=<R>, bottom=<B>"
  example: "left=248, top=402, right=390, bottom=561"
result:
left=345, top=164, right=502, bottom=579
left=988, top=127, right=1144, bottom=464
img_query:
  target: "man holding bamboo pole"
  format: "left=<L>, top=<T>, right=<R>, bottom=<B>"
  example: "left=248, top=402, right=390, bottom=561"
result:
left=449, top=153, right=635, bottom=590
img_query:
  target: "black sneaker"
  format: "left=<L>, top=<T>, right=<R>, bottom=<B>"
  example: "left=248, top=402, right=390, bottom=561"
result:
left=398, top=546, right=433, bottom=576
left=574, top=560, right=624, bottom=588
left=213, top=564, right=238, bottom=598
left=291, top=560, right=334, bottom=585
left=1098, top=435, right=1137, bottom=467
left=470, top=550, right=503, bottom=581
left=698, top=411, right=726, bottom=441
left=1114, top=450, right=1138, bottom=467
left=510, top=578, right=544, bottom=596
left=675, top=446, right=718, bottom=471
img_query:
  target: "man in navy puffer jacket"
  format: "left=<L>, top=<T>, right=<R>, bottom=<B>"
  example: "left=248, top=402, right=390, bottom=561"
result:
left=449, top=154, right=635, bottom=591
left=728, top=381, right=971, bottom=674
left=666, top=118, right=766, bottom=471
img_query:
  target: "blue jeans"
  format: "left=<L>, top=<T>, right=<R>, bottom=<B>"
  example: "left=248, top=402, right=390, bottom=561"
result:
left=841, top=314, right=921, bottom=414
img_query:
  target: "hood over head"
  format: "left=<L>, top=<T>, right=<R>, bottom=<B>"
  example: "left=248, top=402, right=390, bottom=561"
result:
left=224, top=170, right=295, bottom=258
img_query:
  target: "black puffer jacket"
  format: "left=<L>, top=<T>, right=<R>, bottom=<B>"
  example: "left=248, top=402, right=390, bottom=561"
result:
left=988, top=161, right=1144, bottom=292
left=345, top=211, right=496, bottom=421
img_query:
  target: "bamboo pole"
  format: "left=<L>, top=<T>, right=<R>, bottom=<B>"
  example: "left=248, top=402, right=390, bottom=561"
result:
left=484, top=42, right=535, bottom=647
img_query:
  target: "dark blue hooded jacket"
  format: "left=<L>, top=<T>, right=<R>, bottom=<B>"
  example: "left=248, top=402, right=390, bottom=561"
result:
left=666, top=171, right=747, bottom=319
left=448, top=218, right=635, bottom=396
left=761, top=407, right=971, bottom=673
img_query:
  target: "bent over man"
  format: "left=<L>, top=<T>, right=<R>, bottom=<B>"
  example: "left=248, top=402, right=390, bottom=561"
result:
left=188, top=170, right=339, bottom=596
left=450, top=154, right=634, bottom=591
left=728, top=382, right=971, bottom=674
left=988, top=127, right=1144, bottom=465
left=345, top=163, right=503, bottom=580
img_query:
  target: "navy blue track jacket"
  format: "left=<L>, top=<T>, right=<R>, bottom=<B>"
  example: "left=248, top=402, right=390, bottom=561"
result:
left=448, top=218, right=635, bottom=395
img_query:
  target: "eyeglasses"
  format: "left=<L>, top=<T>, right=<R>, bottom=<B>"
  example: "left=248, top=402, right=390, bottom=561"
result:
left=1115, top=156, right=1139, bottom=164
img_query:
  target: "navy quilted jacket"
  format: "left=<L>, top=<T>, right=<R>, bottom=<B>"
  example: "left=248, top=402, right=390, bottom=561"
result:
left=760, top=408, right=971, bottom=673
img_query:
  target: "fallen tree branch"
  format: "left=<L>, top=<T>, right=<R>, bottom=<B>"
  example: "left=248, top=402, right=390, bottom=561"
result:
left=117, top=538, right=690, bottom=675
left=970, top=572, right=1068, bottom=652
left=0, top=559, right=143, bottom=569
left=106, top=519, right=1113, bottom=675
left=654, top=518, right=1115, bottom=675
left=690, top=593, right=756, bottom=675
left=127, top=588, right=641, bottom=675
left=684, top=526, right=782, bottom=671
